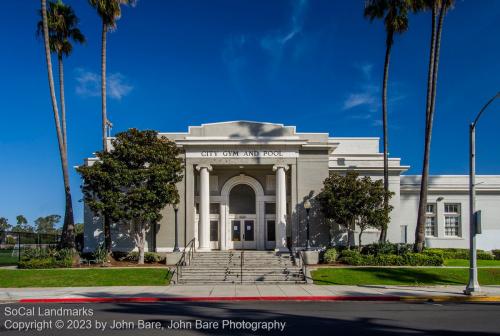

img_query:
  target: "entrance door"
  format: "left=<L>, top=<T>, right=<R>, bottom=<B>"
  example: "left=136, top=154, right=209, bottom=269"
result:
left=231, top=218, right=257, bottom=250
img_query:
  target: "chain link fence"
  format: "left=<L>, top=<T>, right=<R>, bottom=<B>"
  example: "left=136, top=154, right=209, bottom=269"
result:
left=0, top=231, right=60, bottom=265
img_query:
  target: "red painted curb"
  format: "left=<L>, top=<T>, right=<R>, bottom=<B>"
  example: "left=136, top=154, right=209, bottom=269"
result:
left=19, top=296, right=402, bottom=303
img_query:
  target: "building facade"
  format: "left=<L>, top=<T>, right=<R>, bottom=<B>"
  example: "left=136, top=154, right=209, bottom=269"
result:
left=83, top=121, right=500, bottom=253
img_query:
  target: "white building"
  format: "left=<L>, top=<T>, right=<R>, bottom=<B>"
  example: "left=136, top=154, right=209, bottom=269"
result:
left=83, top=121, right=500, bottom=252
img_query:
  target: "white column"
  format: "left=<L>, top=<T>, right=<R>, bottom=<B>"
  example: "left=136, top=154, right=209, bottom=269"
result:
left=196, top=164, right=212, bottom=251
left=273, top=164, right=289, bottom=252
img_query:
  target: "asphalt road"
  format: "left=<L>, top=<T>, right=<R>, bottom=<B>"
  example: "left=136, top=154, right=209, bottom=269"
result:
left=1, top=301, right=499, bottom=336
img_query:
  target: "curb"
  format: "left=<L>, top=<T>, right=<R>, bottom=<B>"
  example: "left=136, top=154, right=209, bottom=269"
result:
left=17, top=295, right=500, bottom=304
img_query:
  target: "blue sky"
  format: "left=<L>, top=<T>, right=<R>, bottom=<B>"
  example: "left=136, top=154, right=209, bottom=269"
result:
left=0, top=0, right=499, bottom=226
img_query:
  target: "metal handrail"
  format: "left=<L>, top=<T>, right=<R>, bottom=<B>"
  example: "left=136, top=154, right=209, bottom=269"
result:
left=240, top=250, right=244, bottom=284
left=175, top=238, right=196, bottom=284
left=297, top=250, right=307, bottom=282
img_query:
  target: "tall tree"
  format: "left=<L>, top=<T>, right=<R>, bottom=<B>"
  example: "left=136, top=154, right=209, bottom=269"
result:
left=78, top=129, right=183, bottom=264
left=16, top=215, right=28, bottom=226
left=414, top=0, right=454, bottom=252
left=317, top=172, right=393, bottom=249
left=35, top=215, right=61, bottom=234
left=39, top=0, right=84, bottom=250
left=364, top=0, right=411, bottom=242
left=0, top=218, right=10, bottom=232
left=37, top=0, right=85, bottom=150
left=88, top=0, right=135, bottom=152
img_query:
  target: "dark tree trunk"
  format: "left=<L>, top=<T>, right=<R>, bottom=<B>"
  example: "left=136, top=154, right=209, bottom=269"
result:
left=379, top=30, right=393, bottom=242
left=104, top=215, right=112, bottom=255
left=415, top=4, right=444, bottom=253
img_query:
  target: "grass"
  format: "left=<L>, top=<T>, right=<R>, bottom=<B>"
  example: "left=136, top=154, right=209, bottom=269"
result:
left=312, top=267, right=500, bottom=286
left=0, top=268, right=171, bottom=288
left=0, top=249, right=18, bottom=265
left=443, top=259, right=500, bottom=267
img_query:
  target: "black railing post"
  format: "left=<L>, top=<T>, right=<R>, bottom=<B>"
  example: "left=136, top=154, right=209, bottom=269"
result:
left=18, top=233, right=21, bottom=262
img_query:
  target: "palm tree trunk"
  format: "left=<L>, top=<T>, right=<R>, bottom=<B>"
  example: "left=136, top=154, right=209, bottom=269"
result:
left=58, top=54, right=67, bottom=150
left=41, top=0, right=75, bottom=250
left=379, top=30, right=393, bottom=243
left=415, top=4, right=441, bottom=253
left=101, top=21, right=108, bottom=152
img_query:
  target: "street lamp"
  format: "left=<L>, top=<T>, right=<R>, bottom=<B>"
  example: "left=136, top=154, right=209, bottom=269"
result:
left=173, top=203, right=180, bottom=252
left=304, top=199, right=312, bottom=251
left=465, top=91, right=500, bottom=295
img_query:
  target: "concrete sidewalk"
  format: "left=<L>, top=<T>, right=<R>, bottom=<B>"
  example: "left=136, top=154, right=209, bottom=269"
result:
left=1, top=284, right=500, bottom=303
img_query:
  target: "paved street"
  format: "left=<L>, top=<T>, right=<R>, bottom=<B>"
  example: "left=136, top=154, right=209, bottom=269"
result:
left=1, top=301, right=500, bottom=335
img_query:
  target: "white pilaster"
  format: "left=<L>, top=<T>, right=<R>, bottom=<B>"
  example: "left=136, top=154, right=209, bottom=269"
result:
left=196, top=164, right=212, bottom=251
left=273, top=164, right=289, bottom=251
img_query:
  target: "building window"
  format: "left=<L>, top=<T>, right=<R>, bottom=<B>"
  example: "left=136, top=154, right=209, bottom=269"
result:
left=265, top=202, right=275, bottom=215
left=425, top=204, right=437, bottom=237
left=267, top=220, right=276, bottom=241
left=210, top=220, right=218, bottom=242
left=444, top=203, right=461, bottom=237
left=266, top=175, right=276, bottom=192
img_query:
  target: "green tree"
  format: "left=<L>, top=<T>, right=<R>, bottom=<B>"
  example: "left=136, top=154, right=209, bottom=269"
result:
left=0, top=217, right=10, bottom=232
left=78, top=129, right=183, bottom=264
left=88, top=0, right=135, bottom=152
left=16, top=215, right=28, bottom=226
left=38, top=0, right=84, bottom=250
left=35, top=215, right=61, bottom=234
left=364, top=0, right=411, bottom=242
left=317, top=172, right=392, bottom=248
left=414, top=0, right=455, bottom=252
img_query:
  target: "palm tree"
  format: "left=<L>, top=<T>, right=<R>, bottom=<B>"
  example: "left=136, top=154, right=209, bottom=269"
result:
left=414, top=0, right=454, bottom=252
left=88, top=0, right=134, bottom=152
left=39, top=0, right=84, bottom=250
left=364, top=0, right=411, bottom=242
left=89, top=0, right=134, bottom=255
left=38, top=0, right=85, bottom=151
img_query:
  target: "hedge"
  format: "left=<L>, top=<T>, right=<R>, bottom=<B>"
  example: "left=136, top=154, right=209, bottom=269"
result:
left=425, top=248, right=494, bottom=260
left=121, top=252, right=163, bottom=263
left=338, top=250, right=443, bottom=266
left=323, top=249, right=338, bottom=263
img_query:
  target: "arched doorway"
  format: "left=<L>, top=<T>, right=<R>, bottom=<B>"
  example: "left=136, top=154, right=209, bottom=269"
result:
left=220, top=174, right=265, bottom=250
left=229, top=184, right=256, bottom=249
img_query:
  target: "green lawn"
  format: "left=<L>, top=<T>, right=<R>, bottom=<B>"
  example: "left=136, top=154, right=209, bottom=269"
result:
left=312, top=267, right=500, bottom=286
left=0, top=268, right=171, bottom=288
left=443, top=259, right=500, bottom=267
left=0, top=249, right=18, bottom=266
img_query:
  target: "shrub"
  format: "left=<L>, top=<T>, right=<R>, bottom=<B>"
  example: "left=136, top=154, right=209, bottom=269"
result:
left=492, top=250, right=500, bottom=260
left=361, top=242, right=413, bottom=256
left=338, top=249, right=443, bottom=266
left=323, top=248, right=338, bottom=263
left=122, top=251, right=162, bottom=263
left=425, top=248, right=493, bottom=260
left=5, top=236, right=16, bottom=245
left=93, top=244, right=108, bottom=264
left=18, top=248, right=75, bottom=269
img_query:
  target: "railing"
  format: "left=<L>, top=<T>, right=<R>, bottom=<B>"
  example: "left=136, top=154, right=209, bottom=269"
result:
left=175, top=238, right=196, bottom=284
left=240, top=250, right=244, bottom=284
left=295, top=250, right=307, bottom=282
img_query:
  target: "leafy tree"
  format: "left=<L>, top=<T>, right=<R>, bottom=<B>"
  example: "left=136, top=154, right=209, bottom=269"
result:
left=16, top=215, right=28, bottom=225
left=88, top=0, right=135, bottom=151
left=38, top=0, right=85, bottom=250
left=74, top=223, right=84, bottom=235
left=78, top=129, right=183, bottom=264
left=35, top=215, right=61, bottom=234
left=364, top=0, right=412, bottom=242
left=317, top=172, right=393, bottom=248
left=0, top=217, right=10, bottom=232
left=414, top=0, right=455, bottom=252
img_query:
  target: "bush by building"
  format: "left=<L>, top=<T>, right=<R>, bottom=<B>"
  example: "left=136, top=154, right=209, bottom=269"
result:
left=18, top=248, right=76, bottom=269
left=338, top=249, right=443, bottom=266
left=121, top=251, right=163, bottom=263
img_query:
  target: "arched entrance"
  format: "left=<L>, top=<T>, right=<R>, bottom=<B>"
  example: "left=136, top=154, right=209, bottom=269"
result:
left=220, top=174, right=265, bottom=250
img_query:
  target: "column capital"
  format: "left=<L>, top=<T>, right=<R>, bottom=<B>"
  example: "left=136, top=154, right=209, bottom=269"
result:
left=273, top=164, right=289, bottom=172
left=196, top=164, right=213, bottom=172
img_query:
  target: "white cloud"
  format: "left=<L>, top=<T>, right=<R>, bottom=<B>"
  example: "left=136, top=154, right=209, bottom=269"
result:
left=342, top=92, right=377, bottom=110
left=74, top=68, right=133, bottom=100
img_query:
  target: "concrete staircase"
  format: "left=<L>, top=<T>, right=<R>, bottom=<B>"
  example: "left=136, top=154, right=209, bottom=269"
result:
left=176, top=251, right=305, bottom=284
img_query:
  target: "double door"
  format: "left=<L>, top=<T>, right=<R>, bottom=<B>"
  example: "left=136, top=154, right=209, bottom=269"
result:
left=230, top=215, right=256, bottom=250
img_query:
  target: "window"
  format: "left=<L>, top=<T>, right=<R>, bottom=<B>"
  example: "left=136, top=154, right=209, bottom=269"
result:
left=210, top=220, right=218, bottom=242
left=265, top=202, right=276, bottom=215
left=267, top=220, right=276, bottom=241
left=425, top=204, right=437, bottom=237
left=266, top=175, right=276, bottom=192
left=444, top=203, right=461, bottom=237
